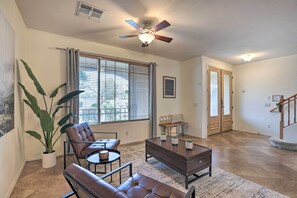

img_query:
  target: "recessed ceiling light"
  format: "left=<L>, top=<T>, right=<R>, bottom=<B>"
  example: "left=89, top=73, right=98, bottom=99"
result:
left=241, top=54, right=254, bottom=62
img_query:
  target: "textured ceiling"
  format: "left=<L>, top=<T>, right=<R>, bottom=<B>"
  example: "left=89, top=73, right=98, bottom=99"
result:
left=16, top=0, right=297, bottom=65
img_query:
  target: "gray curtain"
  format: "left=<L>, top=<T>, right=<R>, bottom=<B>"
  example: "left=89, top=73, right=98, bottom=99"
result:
left=149, top=63, right=157, bottom=138
left=66, top=48, right=80, bottom=123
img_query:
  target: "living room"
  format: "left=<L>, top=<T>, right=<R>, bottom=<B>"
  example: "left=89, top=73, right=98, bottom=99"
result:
left=1, top=0, right=297, bottom=197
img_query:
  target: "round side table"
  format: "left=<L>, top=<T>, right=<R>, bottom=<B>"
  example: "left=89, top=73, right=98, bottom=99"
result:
left=86, top=149, right=121, bottom=182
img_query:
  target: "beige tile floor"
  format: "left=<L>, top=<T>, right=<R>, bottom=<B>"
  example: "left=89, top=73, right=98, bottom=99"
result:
left=10, top=131, right=297, bottom=197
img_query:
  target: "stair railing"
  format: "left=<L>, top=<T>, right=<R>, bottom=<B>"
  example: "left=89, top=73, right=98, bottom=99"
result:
left=270, top=94, right=297, bottom=139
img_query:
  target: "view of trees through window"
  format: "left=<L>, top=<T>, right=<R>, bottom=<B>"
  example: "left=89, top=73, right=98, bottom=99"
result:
left=79, top=56, right=149, bottom=124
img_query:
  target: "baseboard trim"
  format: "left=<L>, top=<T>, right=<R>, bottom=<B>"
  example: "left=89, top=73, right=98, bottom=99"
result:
left=232, top=129, right=270, bottom=137
left=5, top=160, right=26, bottom=198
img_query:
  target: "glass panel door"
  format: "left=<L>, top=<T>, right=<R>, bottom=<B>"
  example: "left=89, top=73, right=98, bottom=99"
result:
left=208, top=67, right=221, bottom=135
left=221, top=70, right=233, bottom=132
left=208, top=67, right=233, bottom=135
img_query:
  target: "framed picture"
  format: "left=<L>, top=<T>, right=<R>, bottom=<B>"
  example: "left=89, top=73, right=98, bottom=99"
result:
left=272, top=95, right=282, bottom=102
left=163, top=76, right=176, bottom=98
left=0, top=10, right=15, bottom=138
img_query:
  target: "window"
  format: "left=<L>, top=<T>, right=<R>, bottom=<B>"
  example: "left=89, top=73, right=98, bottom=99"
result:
left=79, top=56, right=149, bottom=124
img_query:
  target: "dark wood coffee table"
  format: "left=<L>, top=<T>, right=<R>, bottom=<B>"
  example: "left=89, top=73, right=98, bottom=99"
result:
left=145, top=137, right=212, bottom=189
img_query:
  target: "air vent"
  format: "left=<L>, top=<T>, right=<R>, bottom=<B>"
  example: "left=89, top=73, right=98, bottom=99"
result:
left=75, top=1, right=104, bottom=21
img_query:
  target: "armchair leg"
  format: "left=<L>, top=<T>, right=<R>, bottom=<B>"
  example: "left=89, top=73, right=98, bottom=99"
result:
left=64, top=141, right=67, bottom=170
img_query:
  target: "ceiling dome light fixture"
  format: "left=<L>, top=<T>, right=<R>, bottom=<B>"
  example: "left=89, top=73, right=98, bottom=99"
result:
left=138, top=29, right=155, bottom=44
left=241, top=54, right=254, bottom=62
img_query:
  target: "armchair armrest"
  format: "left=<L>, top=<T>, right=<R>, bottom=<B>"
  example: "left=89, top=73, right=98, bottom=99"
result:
left=63, top=140, right=108, bottom=170
left=101, top=162, right=132, bottom=184
left=184, top=186, right=195, bottom=198
left=64, top=140, right=108, bottom=146
left=93, top=131, right=118, bottom=139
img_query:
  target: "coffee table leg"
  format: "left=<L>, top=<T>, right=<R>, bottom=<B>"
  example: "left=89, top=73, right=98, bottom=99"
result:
left=119, top=158, right=122, bottom=184
left=209, top=166, right=212, bottom=176
left=185, top=175, right=188, bottom=189
left=110, top=162, right=113, bottom=182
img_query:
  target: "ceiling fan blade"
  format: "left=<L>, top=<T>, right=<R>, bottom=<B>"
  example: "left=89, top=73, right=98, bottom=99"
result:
left=155, top=35, right=173, bottom=43
left=119, top=35, right=138, bottom=39
left=125, top=20, right=142, bottom=30
left=153, top=20, right=171, bottom=32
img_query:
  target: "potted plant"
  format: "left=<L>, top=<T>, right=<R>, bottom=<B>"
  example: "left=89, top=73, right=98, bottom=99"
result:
left=171, top=136, right=178, bottom=145
left=160, top=131, right=167, bottom=141
left=18, top=60, right=83, bottom=168
left=276, top=102, right=283, bottom=112
left=185, top=140, right=193, bottom=150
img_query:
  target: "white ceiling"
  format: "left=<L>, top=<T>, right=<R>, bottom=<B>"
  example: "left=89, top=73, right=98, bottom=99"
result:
left=16, top=0, right=297, bottom=65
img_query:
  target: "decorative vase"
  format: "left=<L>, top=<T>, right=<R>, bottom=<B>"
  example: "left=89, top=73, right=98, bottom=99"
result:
left=171, top=136, right=178, bottom=145
left=160, top=133, right=167, bottom=141
left=185, top=140, right=193, bottom=150
left=42, top=151, right=56, bottom=168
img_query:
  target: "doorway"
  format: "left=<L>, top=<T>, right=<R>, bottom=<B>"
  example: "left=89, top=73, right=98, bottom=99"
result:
left=207, top=66, right=233, bottom=135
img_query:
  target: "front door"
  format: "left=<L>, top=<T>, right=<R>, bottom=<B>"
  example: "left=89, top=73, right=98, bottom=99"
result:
left=208, top=66, right=233, bottom=135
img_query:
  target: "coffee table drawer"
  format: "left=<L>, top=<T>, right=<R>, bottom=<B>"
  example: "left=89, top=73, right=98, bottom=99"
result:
left=187, top=152, right=211, bottom=173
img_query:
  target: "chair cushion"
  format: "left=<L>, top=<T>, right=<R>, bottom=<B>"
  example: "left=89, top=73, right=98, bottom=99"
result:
left=81, top=139, right=120, bottom=158
left=118, top=173, right=185, bottom=198
left=66, top=122, right=96, bottom=158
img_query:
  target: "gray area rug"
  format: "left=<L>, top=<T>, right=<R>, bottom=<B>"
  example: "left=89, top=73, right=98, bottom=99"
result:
left=114, top=143, right=287, bottom=198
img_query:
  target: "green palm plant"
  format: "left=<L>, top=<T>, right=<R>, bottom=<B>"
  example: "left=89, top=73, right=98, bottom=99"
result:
left=18, top=60, right=84, bottom=154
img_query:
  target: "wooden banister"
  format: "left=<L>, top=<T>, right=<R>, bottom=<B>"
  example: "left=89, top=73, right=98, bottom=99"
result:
left=271, top=94, right=297, bottom=139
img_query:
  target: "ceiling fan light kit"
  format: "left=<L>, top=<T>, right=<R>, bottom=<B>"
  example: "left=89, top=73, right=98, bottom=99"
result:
left=119, top=19, right=173, bottom=47
left=138, top=29, right=155, bottom=44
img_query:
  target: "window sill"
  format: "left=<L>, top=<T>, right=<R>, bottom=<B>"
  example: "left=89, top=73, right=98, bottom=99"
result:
left=89, top=119, right=150, bottom=126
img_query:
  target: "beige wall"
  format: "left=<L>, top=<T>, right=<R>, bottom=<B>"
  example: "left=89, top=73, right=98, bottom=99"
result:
left=0, top=0, right=27, bottom=197
left=24, top=28, right=181, bottom=161
left=180, top=56, right=203, bottom=137
left=180, top=56, right=233, bottom=138
left=233, top=54, right=297, bottom=141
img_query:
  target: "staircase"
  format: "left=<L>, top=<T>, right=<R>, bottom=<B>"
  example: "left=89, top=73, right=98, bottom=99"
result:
left=270, top=94, right=297, bottom=139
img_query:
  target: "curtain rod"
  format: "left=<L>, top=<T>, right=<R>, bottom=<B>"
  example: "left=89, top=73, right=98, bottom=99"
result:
left=55, top=47, right=151, bottom=66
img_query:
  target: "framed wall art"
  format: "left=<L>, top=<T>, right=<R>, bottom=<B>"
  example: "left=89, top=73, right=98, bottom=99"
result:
left=272, top=95, right=282, bottom=102
left=0, top=10, right=15, bottom=138
left=163, top=76, right=176, bottom=98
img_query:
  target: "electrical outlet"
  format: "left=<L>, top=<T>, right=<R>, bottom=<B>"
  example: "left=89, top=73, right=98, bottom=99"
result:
left=264, top=103, right=271, bottom=107
left=125, top=131, right=129, bottom=136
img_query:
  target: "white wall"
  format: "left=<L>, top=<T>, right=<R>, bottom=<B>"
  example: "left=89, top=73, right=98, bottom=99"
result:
left=180, top=56, right=233, bottom=138
left=233, top=54, right=297, bottom=141
left=23, top=28, right=181, bottom=161
left=0, top=0, right=27, bottom=197
left=180, top=56, right=203, bottom=137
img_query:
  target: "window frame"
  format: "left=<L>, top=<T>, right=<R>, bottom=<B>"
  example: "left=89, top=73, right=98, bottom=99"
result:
left=79, top=54, right=150, bottom=125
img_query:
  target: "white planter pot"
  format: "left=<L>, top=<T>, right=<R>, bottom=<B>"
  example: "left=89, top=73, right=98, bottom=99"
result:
left=171, top=137, right=179, bottom=145
left=42, top=151, right=56, bottom=168
left=160, top=134, right=167, bottom=141
left=185, top=141, right=193, bottom=150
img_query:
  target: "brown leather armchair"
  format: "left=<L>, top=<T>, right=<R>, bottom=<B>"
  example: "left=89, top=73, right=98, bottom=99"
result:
left=64, top=122, right=120, bottom=169
left=62, top=163, right=196, bottom=198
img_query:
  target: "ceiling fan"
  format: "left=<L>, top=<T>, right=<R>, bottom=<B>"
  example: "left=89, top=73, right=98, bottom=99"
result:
left=119, top=20, right=173, bottom=47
